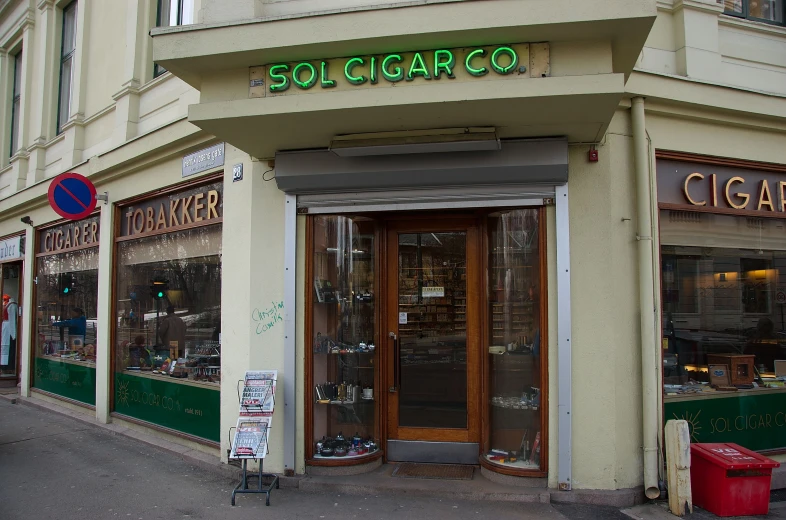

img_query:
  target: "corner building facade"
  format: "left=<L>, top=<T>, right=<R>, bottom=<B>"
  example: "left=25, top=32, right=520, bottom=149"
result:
left=1, top=0, right=785, bottom=504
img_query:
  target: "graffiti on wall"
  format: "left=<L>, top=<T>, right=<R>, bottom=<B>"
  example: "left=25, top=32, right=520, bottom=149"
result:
left=253, top=301, right=284, bottom=334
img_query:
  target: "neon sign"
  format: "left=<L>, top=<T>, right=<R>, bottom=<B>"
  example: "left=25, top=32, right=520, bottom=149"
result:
left=258, top=44, right=540, bottom=94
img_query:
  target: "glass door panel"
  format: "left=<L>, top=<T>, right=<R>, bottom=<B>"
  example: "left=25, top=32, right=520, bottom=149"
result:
left=386, top=219, right=481, bottom=449
left=397, top=232, right=467, bottom=429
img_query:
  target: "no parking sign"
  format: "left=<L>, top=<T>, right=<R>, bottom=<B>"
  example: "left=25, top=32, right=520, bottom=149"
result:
left=776, top=290, right=786, bottom=305
left=47, top=172, right=97, bottom=221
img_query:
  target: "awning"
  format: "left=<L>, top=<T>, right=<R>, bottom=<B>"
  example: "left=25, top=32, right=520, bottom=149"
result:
left=275, top=138, right=567, bottom=210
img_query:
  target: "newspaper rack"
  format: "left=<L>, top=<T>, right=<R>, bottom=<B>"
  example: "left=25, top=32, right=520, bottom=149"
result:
left=229, top=370, right=279, bottom=506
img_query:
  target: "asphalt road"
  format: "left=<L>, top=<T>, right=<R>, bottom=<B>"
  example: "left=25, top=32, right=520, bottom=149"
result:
left=0, top=398, right=632, bottom=520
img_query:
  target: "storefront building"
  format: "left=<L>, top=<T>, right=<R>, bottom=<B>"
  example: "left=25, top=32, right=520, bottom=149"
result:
left=0, top=0, right=784, bottom=505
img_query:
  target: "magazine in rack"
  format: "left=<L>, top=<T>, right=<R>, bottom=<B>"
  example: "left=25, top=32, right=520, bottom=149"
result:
left=231, top=370, right=277, bottom=460
left=240, top=370, right=277, bottom=415
left=231, top=416, right=272, bottom=458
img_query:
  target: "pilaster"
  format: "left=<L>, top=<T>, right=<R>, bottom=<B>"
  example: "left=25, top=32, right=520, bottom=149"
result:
left=20, top=224, right=35, bottom=398
left=673, top=0, right=724, bottom=80
left=32, top=0, right=58, bottom=147
left=0, top=49, right=8, bottom=169
left=68, top=0, right=90, bottom=125
left=95, top=200, right=115, bottom=423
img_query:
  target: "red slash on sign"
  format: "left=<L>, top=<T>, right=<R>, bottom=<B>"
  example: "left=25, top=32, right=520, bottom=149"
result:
left=47, top=172, right=97, bottom=221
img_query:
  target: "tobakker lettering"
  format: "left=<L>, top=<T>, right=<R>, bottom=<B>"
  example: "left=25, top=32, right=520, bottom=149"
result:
left=43, top=220, right=99, bottom=253
left=124, top=189, right=220, bottom=237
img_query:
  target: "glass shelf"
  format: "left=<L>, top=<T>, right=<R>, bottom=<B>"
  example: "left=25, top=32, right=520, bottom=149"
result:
left=310, top=215, right=379, bottom=466
left=484, top=209, right=543, bottom=474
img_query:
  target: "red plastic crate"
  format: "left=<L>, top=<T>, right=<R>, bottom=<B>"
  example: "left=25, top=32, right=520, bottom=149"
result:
left=690, top=443, right=779, bottom=517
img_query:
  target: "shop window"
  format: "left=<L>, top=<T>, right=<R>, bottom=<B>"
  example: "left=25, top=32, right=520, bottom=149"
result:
left=308, top=215, right=379, bottom=463
left=724, top=0, right=784, bottom=24
left=1, top=260, right=23, bottom=378
left=661, top=209, right=786, bottom=451
left=154, top=0, right=194, bottom=77
left=483, top=208, right=545, bottom=473
left=33, top=216, right=99, bottom=405
left=113, top=181, right=222, bottom=442
left=57, top=1, right=77, bottom=134
left=10, top=49, right=22, bottom=157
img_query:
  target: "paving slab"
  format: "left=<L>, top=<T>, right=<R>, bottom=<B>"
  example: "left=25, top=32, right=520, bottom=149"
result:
left=623, top=501, right=786, bottom=520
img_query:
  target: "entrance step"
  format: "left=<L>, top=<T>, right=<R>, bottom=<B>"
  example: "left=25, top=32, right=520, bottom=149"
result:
left=301, top=463, right=551, bottom=503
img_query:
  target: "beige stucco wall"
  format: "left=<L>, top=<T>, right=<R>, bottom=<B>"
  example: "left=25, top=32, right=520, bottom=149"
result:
left=219, top=151, right=290, bottom=472
left=559, top=111, right=644, bottom=490
left=640, top=1, right=786, bottom=96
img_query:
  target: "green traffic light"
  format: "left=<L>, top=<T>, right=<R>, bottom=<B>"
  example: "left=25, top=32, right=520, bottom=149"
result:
left=157, top=291, right=164, bottom=298
left=63, top=287, right=70, bottom=294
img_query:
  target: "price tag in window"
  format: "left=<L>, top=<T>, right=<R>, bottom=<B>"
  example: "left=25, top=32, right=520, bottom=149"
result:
left=399, top=312, right=407, bottom=325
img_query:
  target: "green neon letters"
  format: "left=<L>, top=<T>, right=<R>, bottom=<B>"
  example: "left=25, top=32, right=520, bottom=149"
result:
left=382, top=54, right=404, bottom=82
left=266, top=45, right=524, bottom=92
left=434, top=50, right=455, bottom=79
left=407, top=52, right=431, bottom=81
left=268, top=64, right=290, bottom=92
left=491, top=46, right=518, bottom=75
left=320, top=61, right=336, bottom=88
left=344, top=57, right=367, bottom=85
left=293, top=62, right=317, bottom=89
left=465, top=49, right=488, bottom=77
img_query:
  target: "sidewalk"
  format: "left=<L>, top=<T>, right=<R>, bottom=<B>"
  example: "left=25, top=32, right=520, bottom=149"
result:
left=623, top=501, right=786, bottom=520
left=2, top=393, right=782, bottom=520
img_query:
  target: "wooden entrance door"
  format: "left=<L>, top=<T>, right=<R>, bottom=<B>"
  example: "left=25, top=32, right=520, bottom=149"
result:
left=385, top=219, right=481, bottom=460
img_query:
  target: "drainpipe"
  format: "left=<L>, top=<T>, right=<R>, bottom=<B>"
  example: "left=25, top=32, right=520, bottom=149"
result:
left=631, top=96, right=661, bottom=500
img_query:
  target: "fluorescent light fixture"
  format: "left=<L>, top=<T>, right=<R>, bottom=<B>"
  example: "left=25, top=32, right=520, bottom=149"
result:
left=329, top=127, right=500, bottom=157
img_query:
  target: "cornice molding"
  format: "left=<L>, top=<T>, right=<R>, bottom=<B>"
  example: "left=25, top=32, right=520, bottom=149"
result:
left=83, top=103, right=116, bottom=124
left=1, top=8, right=35, bottom=49
left=112, top=80, right=141, bottom=101
left=673, top=0, right=724, bottom=15
left=26, top=136, right=48, bottom=152
left=36, top=0, right=54, bottom=12
left=9, top=149, right=30, bottom=162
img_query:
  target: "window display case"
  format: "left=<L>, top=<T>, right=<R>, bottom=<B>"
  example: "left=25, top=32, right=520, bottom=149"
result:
left=33, top=217, right=100, bottom=406
left=113, top=181, right=223, bottom=443
left=483, top=209, right=546, bottom=474
left=308, top=216, right=380, bottom=464
left=660, top=210, right=786, bottom=451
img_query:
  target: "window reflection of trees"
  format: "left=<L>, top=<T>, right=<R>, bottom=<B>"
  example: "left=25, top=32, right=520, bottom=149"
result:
left=115, top=225, right=222, bottom=349
left=35, top=247, right=100, bottom=350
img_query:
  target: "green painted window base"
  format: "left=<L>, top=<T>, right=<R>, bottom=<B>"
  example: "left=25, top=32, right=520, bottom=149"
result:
left=33, top=356, right=96, bottom=405
left=114, top=372, right=220, bottom=442
left=665, top=390, right=786, bottom=452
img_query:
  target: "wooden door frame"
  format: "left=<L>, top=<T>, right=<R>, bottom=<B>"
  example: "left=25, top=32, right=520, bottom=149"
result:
left=384, top=218, right=482, bottom=444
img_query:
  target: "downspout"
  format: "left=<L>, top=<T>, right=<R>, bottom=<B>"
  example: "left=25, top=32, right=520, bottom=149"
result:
left=631, top=96, right=660, bottom=500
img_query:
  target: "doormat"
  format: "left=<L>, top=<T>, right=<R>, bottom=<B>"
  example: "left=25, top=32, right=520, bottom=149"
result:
left=391, top=463, right=474, bottom=480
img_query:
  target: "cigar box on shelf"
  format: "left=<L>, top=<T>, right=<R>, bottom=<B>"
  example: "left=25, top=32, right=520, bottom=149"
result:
left=706, top=354, right=755, bottom=386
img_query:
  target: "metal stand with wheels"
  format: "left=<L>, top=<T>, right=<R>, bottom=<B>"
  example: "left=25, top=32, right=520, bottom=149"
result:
left=229, top=372, right=278, bottom=506
left=229, top=426, right=279, bottom=506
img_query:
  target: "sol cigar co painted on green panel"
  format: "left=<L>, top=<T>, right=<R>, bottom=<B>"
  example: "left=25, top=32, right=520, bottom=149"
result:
left=249, top=43, right=550, bottom=97
left=665, top=392, right=786, bottom=452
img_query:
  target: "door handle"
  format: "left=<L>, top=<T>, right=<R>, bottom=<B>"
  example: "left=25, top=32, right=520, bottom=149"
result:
left=389, top=331, right=398, bottom=393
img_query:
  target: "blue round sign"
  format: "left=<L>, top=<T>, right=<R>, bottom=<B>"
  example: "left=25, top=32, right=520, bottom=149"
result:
left=47, top=172, right=97, bottom=221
